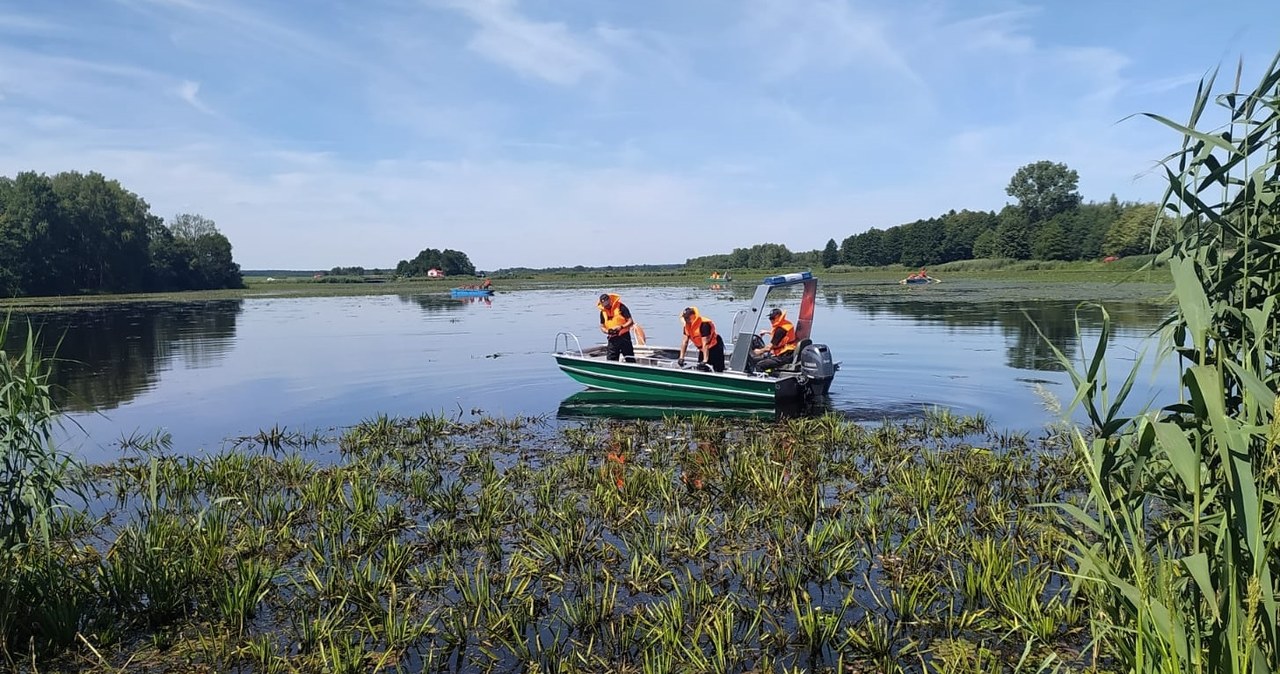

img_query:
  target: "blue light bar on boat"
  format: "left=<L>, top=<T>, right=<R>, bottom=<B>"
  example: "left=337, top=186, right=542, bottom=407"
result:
left=762, top=271, right=813, bottom=285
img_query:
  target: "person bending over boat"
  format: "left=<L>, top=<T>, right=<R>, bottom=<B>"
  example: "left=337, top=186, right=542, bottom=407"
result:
left=597, top=293, right=636, bottom=363
left=677, top=306, right=725, bottom=372
left=750, top=307, right=798, bottom=373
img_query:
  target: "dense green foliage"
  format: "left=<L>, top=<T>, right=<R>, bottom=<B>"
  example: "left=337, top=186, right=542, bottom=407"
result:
left=1052, top=52, right=1280, bottom=672
left=0, top=171, right=242, bottom=296
left=820, top=238, right=839, bottom=268
left=685, top=166, right=1161, bottom=271
left=327, top=266, right=394, bottom=276
left=395, top=248, right=477, bottom=277
left=685, top=242, right=796, bottom=270
left=1005, top=160, right=1082, bottom=223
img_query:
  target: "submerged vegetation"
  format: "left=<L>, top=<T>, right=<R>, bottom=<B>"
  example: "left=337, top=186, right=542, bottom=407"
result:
left=3, top=406, right=1109, bottom=672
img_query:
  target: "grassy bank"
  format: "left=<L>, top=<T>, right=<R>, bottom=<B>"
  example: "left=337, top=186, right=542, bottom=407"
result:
left=0, top=257, right=1172, bottom=310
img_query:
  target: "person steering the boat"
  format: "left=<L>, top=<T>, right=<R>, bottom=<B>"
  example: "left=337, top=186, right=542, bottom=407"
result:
left=597, top=293, right=636, bottom=363
left=750, top=307, right=798, bottom=373
left=677, top=306, right=725, bottom=372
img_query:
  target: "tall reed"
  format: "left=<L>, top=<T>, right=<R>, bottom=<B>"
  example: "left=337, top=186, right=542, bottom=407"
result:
left=1051, top=51, right=1280, bottom=672
left=0, top=316, right=75, bottom=550
left=0, top=317, right=83, bottom=660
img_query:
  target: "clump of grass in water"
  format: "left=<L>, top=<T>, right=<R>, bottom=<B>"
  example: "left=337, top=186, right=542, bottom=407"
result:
left=0, top=316, right=87, bottom=659
left=7, top=406, right=1096, bottom=670
left=1045, top=51, right=1280, bottom=672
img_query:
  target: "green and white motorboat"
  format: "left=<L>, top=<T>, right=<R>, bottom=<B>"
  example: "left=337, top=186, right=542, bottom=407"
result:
left=553, top=272, right=837, bottom=406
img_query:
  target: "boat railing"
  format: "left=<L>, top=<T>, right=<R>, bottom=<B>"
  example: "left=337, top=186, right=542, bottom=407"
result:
left=554, top=332, right=583, bottom=356
left=727, top=308, right=761, bottom=373
left=729, top=308, right=758, bottom=338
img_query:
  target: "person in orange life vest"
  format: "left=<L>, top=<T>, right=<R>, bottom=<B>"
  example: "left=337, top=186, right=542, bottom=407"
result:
left=597, top=293, right=636, bottom=362
left=481, top=278, right=491, bottom=289
left=750, top=307, right=798, bottom=372
left=677, top=306, right=725, bottom=372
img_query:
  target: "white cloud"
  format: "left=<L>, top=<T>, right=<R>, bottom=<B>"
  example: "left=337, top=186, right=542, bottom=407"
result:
left=943, top=8, right=1038, bottom=55
left=740, top=0, right=923, bottom=87
left=437, top=0, right=612, bottom=86
left=0, top=0, right=1271, bottom=272
left=175, top=80, right=213, bottom=114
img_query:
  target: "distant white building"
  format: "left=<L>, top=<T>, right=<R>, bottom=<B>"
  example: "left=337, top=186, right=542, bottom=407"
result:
left=426, top=268, right=445, bottom=278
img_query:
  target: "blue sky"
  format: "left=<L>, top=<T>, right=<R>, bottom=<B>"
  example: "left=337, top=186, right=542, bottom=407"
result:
left=0, top=1, right=1274, bottom=270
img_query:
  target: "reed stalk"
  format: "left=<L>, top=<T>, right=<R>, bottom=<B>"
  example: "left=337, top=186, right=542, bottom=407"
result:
left=1049, top=51, right=1280, bottom=673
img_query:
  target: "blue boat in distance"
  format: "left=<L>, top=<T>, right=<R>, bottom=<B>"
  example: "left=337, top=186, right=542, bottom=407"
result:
left=450, top=288, right=494, bottom=297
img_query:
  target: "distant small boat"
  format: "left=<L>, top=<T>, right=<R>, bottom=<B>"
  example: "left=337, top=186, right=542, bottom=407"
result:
left=450, top=287, right=494, bottom=297
left=899, top=276, right=939, bottom=285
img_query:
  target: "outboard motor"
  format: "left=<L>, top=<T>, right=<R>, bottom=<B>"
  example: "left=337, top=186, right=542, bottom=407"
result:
left=797, top=343, right=836, bottom=396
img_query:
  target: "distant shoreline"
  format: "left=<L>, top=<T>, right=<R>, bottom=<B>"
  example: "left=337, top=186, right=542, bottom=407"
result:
left=1, top=259, right=1172, bottom=310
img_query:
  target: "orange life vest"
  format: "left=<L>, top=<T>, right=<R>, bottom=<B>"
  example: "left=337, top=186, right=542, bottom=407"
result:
left=769, top=311, right=798, bottom=357
left=597, top=293, right=630, bottom=335
left=682, top=308, right=719, bottom=348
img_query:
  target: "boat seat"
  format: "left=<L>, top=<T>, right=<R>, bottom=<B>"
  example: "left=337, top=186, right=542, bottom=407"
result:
left=775, top=338, right=812, bottom=372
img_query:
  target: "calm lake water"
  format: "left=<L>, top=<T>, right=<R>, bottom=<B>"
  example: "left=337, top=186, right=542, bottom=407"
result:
left=7, top=280, right=1177, bottom=463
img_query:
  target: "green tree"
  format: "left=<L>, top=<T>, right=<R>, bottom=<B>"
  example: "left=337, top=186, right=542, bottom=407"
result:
left=169, top=213, right=218, bottom=240
left=439, top=249, right=476, bottom=276
left=0, top=172, right=70, bottom=296
left=1006, top=160, right=1082, bottom=222
left=189, top=232, right=241, bottom=288
left=971, top=229, right=998, bottom=258
left=993, top=205, right=1031, bottom=260
left=0, top=178, right=23, bottom=295
left=0, top=172, right=241, bottom=296
left=169, top=213, right=243, bottom=289
left=397, top=248, right=476, bottom=277
left=51, top=171, right=155, bottom=292
left=745, top=243, right=793, bottom=268
left=940, top=210, right=998, bottom=261
left=820, top=238, right=839, bottom=268
left=879, top=227, right=903, bottom=266
left=1102, top=203, right=1173, bottom=257
left=147, top=221, right=192, bottom=290
left=898, top=218, right=945, bottom=267
left=842, top=229, right=884, bottom=266
left=1031, top=218, right=1073, bottom=260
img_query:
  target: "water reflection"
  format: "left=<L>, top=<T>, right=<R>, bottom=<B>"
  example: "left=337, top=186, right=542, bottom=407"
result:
left=830, top=295, right=1168, bottom=372
left=558, top=391, right=776, bottom=420
left=398, top=293, right=494, bottom=312
left=4, top=300, right=243, bottom=411
left=557, top=391, right=834, bottom=421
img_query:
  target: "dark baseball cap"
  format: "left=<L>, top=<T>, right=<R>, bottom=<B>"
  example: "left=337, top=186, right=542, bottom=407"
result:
left=768, top=308, right=782, bottom=319
left=682, top=307, right=695, bottom=318
left=599, top=293, right=611, bottom=302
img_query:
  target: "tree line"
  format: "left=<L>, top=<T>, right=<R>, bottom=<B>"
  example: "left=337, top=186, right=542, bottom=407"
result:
left=687, top=161, right=1174, bottom=270
left=396, top=248, right=477, bottom=277
left=0, top=171, right=243, bottom=296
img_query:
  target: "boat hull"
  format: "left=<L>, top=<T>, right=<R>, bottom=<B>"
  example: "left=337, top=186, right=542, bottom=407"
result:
left=450, top=288, right=494, bottom=297
left=558, top=391, right=776, bottom=419
left=554, top=353, right=781, bottom=404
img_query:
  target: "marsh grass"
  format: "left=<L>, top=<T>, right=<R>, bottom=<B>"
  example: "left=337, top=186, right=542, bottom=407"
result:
left=1046, top=52, right=1280, bottom=672
left=0, top=406, right=1101, bottom=673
